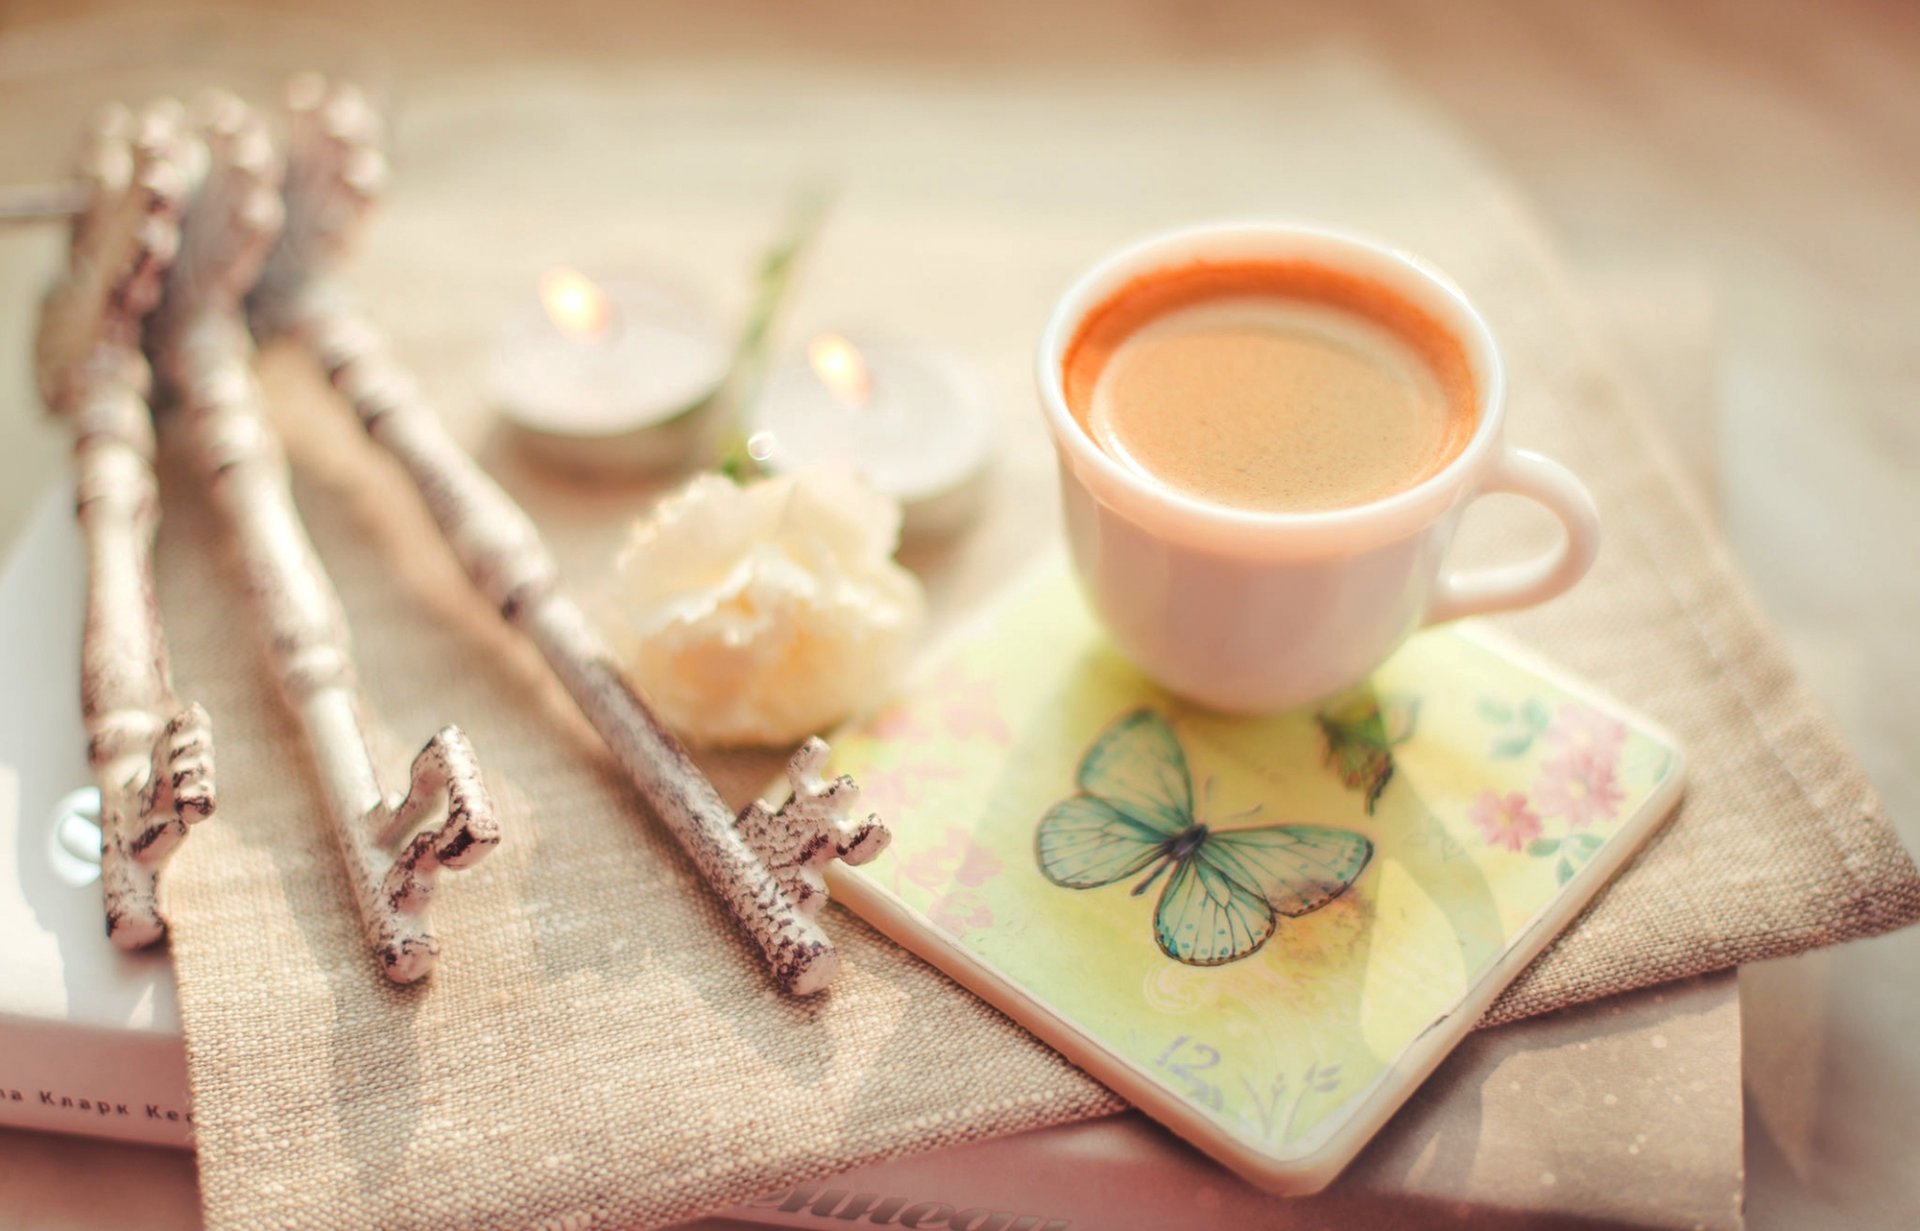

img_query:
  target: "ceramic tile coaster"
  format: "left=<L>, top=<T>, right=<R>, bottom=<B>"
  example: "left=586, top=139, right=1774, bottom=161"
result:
left=820, top=566, right=1686, bottom=1194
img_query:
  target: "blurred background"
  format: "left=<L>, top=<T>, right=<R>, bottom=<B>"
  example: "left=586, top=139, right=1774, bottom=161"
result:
left=0, top=2, right=1915, bottom=1228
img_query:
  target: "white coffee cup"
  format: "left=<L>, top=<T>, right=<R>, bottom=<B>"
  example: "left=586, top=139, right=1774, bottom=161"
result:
left=1036, top=222, right=1600, bottom=714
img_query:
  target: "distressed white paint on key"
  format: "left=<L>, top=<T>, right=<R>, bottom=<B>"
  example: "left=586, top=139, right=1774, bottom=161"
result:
left=153, top=91, right=499, bottom=983
left=35, top=100, right=216, bottom=950
left=248, top=74, right=889, bottom=995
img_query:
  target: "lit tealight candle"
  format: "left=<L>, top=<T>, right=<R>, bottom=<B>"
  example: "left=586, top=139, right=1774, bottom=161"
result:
left=486, top=267, right=733, bottom=474
left=748, top=333, right=995, bottom=541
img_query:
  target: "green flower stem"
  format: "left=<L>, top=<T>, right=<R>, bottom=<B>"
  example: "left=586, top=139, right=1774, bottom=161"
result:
left=714, top=184, right=837, bottom=479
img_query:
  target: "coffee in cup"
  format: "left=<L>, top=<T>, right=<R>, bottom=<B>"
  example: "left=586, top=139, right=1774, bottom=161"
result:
left=1062, top=259, right=1478, bottom=514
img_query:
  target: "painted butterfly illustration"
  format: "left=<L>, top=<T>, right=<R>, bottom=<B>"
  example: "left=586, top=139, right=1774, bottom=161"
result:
left=1315, top=694, right=1419, bottom=815
left=1035, top=710, right=1373, bottom=966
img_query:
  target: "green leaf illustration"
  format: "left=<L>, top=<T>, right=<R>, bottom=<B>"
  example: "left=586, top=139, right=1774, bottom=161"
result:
left=1491, top=734, right=1535, bottom=760
left=1527, top=838, right=1561, bottom=856
left=1477, top=698, right=1514, bottom=724
left=1523, top=699, right=1552, bottom=731
left=1556, top=855, right=1575, bottom=885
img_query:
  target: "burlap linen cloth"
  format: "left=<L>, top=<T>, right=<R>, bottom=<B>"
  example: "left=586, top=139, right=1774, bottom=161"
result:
left=154, top=55, right=1919, bottom=1231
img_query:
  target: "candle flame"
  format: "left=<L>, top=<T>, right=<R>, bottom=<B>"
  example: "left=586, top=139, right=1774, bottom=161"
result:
left=807, top=333, right=871, bottom=408
left=539, top=267, right=613, bottom=340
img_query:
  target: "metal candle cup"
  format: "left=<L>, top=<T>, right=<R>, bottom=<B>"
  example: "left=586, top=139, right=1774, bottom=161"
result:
left=486, top=267, right=732, bottom=475
left=748, top=332, right=995, bottom=541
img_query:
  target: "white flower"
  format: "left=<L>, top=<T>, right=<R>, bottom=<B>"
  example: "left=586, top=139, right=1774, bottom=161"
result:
left=600, top=470, right=926, bottom=746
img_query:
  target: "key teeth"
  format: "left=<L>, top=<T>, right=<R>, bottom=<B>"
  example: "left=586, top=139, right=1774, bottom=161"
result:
left=379, top=933, right=440, bottom=986
left=370, top=726, right=501, bottom=982
left=736, top=738, right=893, bottom=926
left=841, top=813, right=890, bottom=866
left=161, top=701, right=217, bottom=824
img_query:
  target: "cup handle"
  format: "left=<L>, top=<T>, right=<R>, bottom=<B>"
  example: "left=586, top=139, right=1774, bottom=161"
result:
left=1423, top=447, right=1600, bottom=625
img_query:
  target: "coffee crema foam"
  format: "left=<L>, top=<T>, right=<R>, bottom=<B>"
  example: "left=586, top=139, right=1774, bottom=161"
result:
left=1063, top=259, right=1478, bottom=514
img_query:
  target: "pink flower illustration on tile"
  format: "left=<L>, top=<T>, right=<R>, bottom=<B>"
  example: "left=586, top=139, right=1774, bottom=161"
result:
left=858, top=766, right=908, bottom=814
left=860, top=761, right=965, bottom=815
left=933, top=668, right=1021, bottom=745
left=869, top=702, right=935, bottom=744
left=1546, top=703, right=1627, bottom=759
left=1468, top=789, right=1542, bottom=852
left=1532, top=748, right=1625, bottom=828
left=901, top=826, right=1004, bottom=893
left=872, top=666, right=1010, bottom=746
left=928, top=889, right=994, bottom=939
